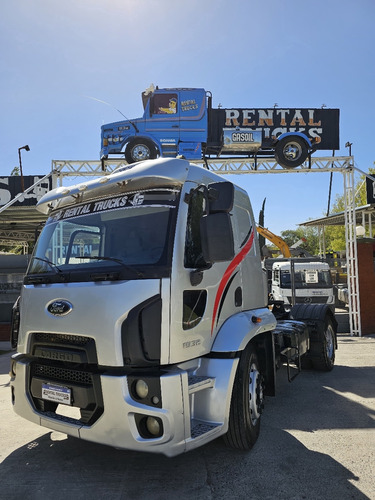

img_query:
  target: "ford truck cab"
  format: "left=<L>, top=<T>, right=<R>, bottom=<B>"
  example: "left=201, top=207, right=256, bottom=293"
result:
left=10, top=158, right=277, bottom=456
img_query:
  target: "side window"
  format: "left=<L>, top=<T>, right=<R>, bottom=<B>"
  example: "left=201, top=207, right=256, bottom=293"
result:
left=151, top=93, right=178, bottom=115
left=184, top=190, right=207, bottom=268
left=231, top=190, right=254, bottom=253
left=183, top=290, right=207, bottom=330
left=66, top=230, right=101, bottom=264
left=235, top=205, right=252, bottom=249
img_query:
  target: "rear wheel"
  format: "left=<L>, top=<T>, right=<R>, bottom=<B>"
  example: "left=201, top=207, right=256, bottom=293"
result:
left=224, top=343, right=264, bottom=450
left=275, top=136, right=308, bottom=168
left=290, top=304, right=337, bottom=371
left=311, top=317, right=335, bottom=371
left=125, top=139, right=157, bottom=163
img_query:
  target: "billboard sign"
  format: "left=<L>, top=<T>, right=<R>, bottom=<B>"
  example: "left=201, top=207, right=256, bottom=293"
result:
left=0, top=176, right=52, bottom=207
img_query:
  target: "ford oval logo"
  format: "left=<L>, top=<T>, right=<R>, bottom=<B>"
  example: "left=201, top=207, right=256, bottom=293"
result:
left=47, top=299, right=73, bottom=316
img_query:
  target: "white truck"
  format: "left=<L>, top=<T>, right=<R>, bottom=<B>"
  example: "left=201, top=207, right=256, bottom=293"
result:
left=266, top=259, right=335, bottom=312
left=10, top=158, right=337, bottom=456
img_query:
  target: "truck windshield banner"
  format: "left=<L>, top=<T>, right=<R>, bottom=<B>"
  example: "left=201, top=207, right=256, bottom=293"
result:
left=47, top=189, right=178, bottom=224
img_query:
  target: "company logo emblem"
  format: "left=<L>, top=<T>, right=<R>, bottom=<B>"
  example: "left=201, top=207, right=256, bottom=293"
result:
left=304, top=297, right=313, bottom=304
left=47, top=299, right=73, bottom=316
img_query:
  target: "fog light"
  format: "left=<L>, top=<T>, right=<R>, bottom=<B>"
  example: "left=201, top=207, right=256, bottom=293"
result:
left=146, top=416, right=161, bottom=436
left=135, top=379, right=149, bottom=399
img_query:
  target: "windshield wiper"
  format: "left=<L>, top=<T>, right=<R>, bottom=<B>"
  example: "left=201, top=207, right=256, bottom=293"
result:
left=33, top=257, right=64, bottom=274
left=78, top=256, right=144, bottom=278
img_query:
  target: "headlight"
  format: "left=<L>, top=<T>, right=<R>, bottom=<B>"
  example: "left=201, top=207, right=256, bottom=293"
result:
left=146, top=416, right=162, bottom=437
left=135, top=379, right=149, bottom=399
left=134, top=414, right=164, bottom=439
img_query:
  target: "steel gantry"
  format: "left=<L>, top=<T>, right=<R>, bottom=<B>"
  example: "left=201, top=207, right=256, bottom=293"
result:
left=0, top=155, right=361, bottom=335
left=51, top=155, right=353, bottom=179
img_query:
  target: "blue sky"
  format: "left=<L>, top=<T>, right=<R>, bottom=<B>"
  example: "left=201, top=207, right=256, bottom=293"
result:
left=1, top=0, right=374, bottom=235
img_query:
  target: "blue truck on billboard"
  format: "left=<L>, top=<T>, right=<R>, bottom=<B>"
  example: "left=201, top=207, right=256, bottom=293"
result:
left=100, top=85, right=340, bottom=168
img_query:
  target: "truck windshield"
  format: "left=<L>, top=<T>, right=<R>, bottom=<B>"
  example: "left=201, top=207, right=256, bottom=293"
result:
left=27, top=189, right=178, bottom=283
left=280, top=270, right=332, bottom=289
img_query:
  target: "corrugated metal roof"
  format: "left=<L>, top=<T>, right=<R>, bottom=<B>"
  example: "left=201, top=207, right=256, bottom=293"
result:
left=299, top=204, right=375, bottom=227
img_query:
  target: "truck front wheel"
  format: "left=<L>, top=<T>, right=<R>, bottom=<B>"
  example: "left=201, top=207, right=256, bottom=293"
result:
left=224, top=344, right=264, bottom=450
left=125, top=139, right=157, bottom=163
left=274, top=136, right=308, bottom=168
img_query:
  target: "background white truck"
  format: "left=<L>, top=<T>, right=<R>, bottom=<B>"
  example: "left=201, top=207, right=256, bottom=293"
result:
left=264, top=259, right=335, bottom=312
left=10, top=158, right=337, bottom=456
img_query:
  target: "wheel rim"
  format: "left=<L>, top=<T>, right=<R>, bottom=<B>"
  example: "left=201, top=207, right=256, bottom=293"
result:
left=248, top=363, right=263, bottom=425
left=282, top=142, right=302, bottom=161
left=132, top=144, right=151, bottom=161
left=325, top=324, right=335, bottom=359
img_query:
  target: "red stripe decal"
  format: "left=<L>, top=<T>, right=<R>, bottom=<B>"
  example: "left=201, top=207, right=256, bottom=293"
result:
left=211, top=228, right=255, bottom=335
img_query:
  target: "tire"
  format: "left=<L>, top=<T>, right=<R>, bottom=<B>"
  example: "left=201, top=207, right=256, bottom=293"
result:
left=311, top=317, right=335, bottom=371
left=224, top=343, right=264, bottom=450
left=125, top=139, right=157, bottom=163
left=274, top=136, right=308, bottom=168
left=290, top=304, right=337, bottom=372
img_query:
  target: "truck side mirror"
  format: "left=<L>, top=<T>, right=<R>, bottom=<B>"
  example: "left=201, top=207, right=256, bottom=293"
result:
left=200, top=213, right=234, bottom=263
left=208, top=182, right=234, bottom=213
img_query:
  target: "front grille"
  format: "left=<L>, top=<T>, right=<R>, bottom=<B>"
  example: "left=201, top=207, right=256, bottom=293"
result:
left=32, top=333, right=91, bottom=346
left=32, top=363, right=93, bottom=385
left=28, top=333, right=103, bottom=426
left=286, top=296, right=328, bottom=304
left=30, top=332, right=98, bottom=364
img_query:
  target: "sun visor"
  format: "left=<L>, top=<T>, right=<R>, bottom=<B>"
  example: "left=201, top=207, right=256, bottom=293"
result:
left=36, top=158, right=191, bottom=214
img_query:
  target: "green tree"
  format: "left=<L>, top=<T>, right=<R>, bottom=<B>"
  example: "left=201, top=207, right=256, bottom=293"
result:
left=10, top=166, right=20, bottom=176
left=324, top=167, right=375, bottom=251
left=280, top=227, right=320, bottom=256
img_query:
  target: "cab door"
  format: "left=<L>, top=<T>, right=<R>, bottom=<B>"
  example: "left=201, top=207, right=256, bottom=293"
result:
left=146, top=91, right=180, bottom=157
left=178, top=88, right=207, bottom=144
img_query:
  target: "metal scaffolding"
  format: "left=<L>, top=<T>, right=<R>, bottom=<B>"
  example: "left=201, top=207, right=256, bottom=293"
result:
left=342, top=167, right=361, bottom=336
left=51, top=155, right=353, bottom=180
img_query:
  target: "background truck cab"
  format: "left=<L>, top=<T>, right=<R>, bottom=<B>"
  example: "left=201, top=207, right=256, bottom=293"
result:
left=268, top=259, right=335, bottom=312
left=101, top=87, right=208, bottom=163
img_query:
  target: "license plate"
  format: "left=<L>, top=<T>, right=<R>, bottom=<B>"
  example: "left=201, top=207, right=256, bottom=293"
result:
left=42, top=383, right=71, bottom=405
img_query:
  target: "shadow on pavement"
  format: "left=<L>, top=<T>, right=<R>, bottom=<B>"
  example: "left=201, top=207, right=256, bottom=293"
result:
left=1, top=327, right=373, bottom=499
left=1, top=360, right=373, bottom=499
left=0, top=429, right=368, bottom=500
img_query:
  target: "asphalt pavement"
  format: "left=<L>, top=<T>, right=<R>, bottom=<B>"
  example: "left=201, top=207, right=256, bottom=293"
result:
left=0, top=310, right=374, bottom=500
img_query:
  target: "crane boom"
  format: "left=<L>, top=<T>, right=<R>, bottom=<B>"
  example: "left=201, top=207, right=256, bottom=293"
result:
left=256, top=225, right=291, bottom=258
